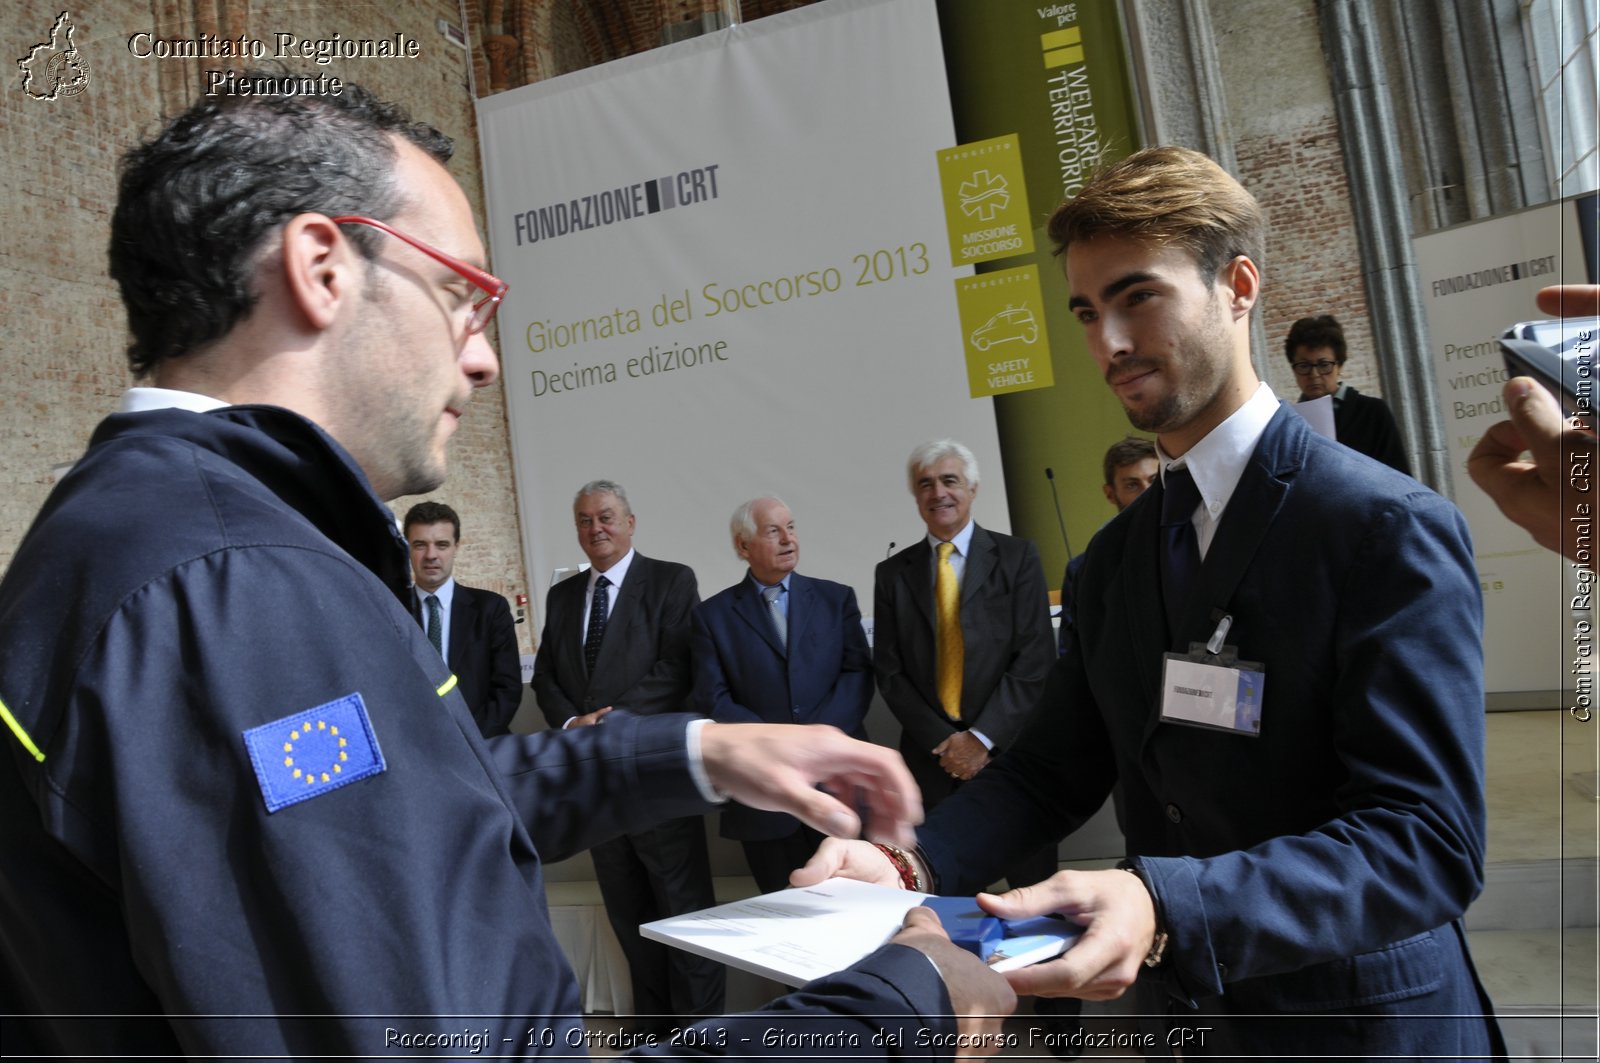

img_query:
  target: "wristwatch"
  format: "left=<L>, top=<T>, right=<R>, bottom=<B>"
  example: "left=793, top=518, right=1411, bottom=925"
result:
left=1117, top=859, right=1170, bottom=968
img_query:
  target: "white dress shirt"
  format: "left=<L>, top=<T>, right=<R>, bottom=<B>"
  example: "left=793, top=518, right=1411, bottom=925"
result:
left=416, top=577, right=456, bottom=660
left=580, top=547, right=635, bottom=634
left=117, top=387, right=228, bottom=413
left=1158, top=382, right=1280, bottom=559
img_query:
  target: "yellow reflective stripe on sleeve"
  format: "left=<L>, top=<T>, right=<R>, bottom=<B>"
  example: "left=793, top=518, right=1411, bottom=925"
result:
left=0, top=696, right=45, bottom=762
left=436, top=674, right=458, bottom=697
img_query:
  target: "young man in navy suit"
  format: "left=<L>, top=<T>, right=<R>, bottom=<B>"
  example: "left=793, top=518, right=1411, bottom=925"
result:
left=802, top=146, right=1505, bottom=1059
left=690, top=496, right=873, bottom=893
left=404, top=501, right=523, bottom=737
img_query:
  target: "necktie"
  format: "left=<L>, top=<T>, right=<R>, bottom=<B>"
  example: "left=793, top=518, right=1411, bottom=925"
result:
left=424, top=594, right=443, bottom=656
left=1160, top=465, right=1202, bottom=641
left=762, top=584, right=787, bottom=649
left=584, top=575, right=610, bottom=673
left=935, top=541, right=963, bottom=721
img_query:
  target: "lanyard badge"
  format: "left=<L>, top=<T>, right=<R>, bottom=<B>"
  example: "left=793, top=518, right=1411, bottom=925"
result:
left=1159, top=613, right=1265, bottom=735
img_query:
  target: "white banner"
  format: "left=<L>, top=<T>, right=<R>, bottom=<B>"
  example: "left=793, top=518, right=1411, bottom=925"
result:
left=476, top=0, right=1005, bottom=613
left=1415, top=199, right=1589, bottom=695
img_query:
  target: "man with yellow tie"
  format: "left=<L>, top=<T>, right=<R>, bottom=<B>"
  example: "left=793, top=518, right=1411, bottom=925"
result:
left=872, top=439, right=1058, bottom=888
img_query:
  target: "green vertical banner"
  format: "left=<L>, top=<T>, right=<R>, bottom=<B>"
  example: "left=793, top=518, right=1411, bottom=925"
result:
left=936, top=0, right=1142, bottom=590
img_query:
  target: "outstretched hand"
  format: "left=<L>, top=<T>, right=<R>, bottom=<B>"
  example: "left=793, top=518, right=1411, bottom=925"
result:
left=788, top=835, right=904, bottom=888
left=699, top=723, right=922, bottom=848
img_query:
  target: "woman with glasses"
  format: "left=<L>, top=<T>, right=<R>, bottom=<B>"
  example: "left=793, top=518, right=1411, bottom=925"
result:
left=1286, top=314, right=1413, bottom=475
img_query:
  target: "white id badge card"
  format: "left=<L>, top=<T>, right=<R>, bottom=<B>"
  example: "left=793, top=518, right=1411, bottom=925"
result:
left=1160, top=640, right=1265, bottom=735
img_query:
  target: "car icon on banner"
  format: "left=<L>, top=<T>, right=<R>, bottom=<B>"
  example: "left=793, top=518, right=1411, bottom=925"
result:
left=970, top=305, right=1038, bottom=351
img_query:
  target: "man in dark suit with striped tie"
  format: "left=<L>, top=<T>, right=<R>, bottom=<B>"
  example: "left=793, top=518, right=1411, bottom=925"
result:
left=403, top=501, right=523, bottom=738
left=530, top=479, right=722, bottom=1033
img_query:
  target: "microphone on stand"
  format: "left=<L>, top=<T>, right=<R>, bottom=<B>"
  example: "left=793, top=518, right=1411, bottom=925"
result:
left=1044, top=468, right=1075, bottom=560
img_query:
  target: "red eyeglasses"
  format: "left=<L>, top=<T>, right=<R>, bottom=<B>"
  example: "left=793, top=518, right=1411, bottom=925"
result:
left=331, top=215, right=508, bottom=335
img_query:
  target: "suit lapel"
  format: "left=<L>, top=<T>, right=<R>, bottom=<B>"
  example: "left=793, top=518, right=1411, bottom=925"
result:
left=961, top=525, right=996, bottom=606
left=592, top=555, right=645, bottom=677
left=447, top=589, right=470, bottom=669
left=1181, top=408, right=1300, bottom=641
left=785, top=574, right=808, bottom=656
left=896, top=540, right=936, bottom=631
left=555, top=574, right=588, bottom=683
left=1120, top=489, right=1171, bottom=688
left=1134, top=407, right=1302, bottom=747
left=1120, top=494, right=1169, bottom=749
left=733, top=577, right=786, bottom=658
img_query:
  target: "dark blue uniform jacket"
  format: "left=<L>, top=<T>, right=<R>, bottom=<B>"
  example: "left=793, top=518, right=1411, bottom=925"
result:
left=0, top=406, right=951, bottom=1058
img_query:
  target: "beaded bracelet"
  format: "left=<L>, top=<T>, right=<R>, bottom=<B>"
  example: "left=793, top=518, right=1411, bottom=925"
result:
left=873, top=842, right=924, bottom=892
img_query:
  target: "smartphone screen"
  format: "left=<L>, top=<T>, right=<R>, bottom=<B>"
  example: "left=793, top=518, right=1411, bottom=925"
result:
left=1499, top=317, right=1599, bottom=420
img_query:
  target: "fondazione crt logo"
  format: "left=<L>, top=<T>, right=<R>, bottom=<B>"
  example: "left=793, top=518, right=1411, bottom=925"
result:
left=18, top=11, right=91, bottom=101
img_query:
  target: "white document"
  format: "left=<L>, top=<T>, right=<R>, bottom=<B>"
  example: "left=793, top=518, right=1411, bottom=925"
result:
left=1290, top=394, right=1337, bottom=439
left=640, top=877, right=1080, bottom=986
left=640, top=878, right=929, bottom=987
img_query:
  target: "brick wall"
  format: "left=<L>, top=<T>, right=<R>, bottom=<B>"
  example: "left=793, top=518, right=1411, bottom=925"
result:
left=1209, top=0, right=1385, bottom=404
left=1, top=0, right=534, bottom=651
left=1238, top=118, right=1386, bottom=399
left=4, top=3, right=151, bottom=575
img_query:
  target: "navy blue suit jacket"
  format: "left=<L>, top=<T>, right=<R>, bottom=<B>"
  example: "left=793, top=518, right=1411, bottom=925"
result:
left=690, top=572, right=873, bottom=840
left=417, top=584, right=521, bottom=738
left=921, top=406, right=1502, bottom=1057
left=0, top=408, right=965, bottom=1056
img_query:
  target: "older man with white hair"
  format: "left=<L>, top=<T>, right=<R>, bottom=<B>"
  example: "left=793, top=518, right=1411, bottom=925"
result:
left=690, top=496, right=874, bottom=893
left=873, top=441, right=1057, bottom=887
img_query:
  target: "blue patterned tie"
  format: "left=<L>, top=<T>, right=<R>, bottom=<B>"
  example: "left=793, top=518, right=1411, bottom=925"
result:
left=762, top=584, right=787, bottom=649
left=584, top=575, right=610, bottom=673
left=1160, top=465, right=1202, bottom=641
left=424, top=594, right=443, bottom=656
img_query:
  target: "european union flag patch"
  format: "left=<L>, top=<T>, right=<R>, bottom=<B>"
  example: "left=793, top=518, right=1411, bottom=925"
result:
left=243, top=692, right=385, bottom=813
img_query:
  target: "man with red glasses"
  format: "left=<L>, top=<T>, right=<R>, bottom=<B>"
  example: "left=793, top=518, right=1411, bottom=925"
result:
left=0, top=80, right=1011, bottom=1056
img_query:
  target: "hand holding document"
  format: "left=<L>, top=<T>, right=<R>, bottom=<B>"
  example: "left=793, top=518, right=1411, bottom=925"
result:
left=792, top=840, right=1160, bottom=1003
left=921, top=896, right=1083, bottom=971
left=893, top=905, right=1017, bottom=1056
left=640, top=878, right=1078, bottom=986
left=790, top=834, right=904, bottom=888
left=642, top=878, right=1023, bottom=1056
left=641, top=878, right=930, bottom=985
left=978, top=868, right=1160, bottom=1003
